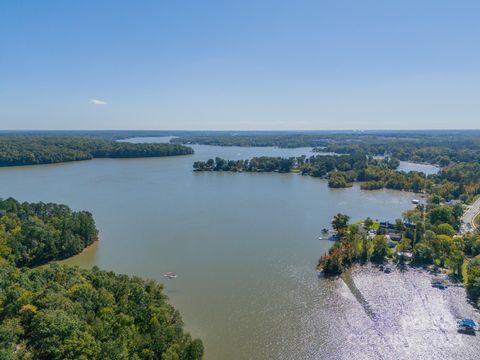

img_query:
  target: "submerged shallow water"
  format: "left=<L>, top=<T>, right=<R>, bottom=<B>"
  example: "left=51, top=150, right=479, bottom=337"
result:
left=1, top=139, right=470, bottom=359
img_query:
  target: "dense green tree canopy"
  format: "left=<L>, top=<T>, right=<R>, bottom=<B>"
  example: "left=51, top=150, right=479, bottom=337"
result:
left=0, top=264, right=203, bottom=360
left=0, top=137, right=193, bottom=167
left=0, top=197, right=203, bottom=359
left=466, top=257, right=480, bottom=306
left=0, top=198, right=98, bottom=267
left=174, top=131, right=480, bottom=164
left=331, top=214, right=350, bottom=235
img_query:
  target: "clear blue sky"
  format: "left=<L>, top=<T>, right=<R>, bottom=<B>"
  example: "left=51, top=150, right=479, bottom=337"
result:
left=1, top=0, right=479, bottom=130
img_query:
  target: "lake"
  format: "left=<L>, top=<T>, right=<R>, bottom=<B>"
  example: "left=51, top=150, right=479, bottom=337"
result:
left=0, top=139, right=419, bottom=360
left=397, top=161, right=440, bottom=175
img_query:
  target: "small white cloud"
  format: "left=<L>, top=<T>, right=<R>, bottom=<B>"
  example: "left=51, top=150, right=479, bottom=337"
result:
left=90, top=98, right=107, bottom=105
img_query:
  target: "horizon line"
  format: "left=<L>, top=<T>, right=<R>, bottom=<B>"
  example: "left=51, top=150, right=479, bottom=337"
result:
left=1, top=128, right=480, bottom=132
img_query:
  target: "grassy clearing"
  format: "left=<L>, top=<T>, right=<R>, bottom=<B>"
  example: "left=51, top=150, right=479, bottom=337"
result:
left=371, top=222, right=380, bottom=230
left=351, top=220, right=380, bottom=230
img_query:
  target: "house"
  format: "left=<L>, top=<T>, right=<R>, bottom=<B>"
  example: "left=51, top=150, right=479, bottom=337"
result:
left=379, top=221, right=395, bottom=230
left=403, top=221, right=416, bottom=229
left=380, top=220, right=416, bottom=230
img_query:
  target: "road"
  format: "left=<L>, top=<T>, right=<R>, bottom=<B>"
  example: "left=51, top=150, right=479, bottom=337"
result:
left=460, top=197, right=480, bottom=234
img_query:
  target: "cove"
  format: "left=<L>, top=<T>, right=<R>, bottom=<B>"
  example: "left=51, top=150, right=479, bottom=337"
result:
left=0, top=139, right=417, bottom=360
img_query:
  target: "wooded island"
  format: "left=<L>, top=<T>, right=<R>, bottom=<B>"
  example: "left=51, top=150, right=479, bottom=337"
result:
left=0, top=137, right=194, bottom=167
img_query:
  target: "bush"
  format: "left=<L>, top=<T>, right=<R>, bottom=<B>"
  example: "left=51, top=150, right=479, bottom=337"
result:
left=466, top=257, right=480, bottom=306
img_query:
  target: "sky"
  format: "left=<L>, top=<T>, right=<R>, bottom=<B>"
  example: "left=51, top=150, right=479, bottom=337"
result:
left=1, top=0, right=479, bottom=130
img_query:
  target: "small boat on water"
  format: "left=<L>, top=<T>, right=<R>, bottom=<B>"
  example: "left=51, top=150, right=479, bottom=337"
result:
left=412, top=199, right=420, bottom=205
left=318, top=228, right=337, bottom=240
left=163, top=272, right=177, bottom=279
left=318, top=233, right=339, bottom=241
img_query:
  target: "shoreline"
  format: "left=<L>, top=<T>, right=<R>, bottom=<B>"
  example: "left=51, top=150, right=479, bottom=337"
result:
left=79, top=240, right=99, bottom=254
left=0, top=152, right=195, bottom=169
left=334, top=263, right=480, bottom=358
left=55, top=240, right=99, bottom=266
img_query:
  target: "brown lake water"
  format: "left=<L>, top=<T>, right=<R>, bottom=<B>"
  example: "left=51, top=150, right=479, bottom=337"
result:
left=0, top=139, right=429, bottom=359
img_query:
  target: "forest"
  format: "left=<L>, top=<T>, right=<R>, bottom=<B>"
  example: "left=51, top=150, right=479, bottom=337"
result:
left=0, top=137, right=193, bottom=167
left=175, top=131, right=480, bottom=165
left=193, top=152, right=480, bottom=201
left=0, top=198, right=98, bottom=267
left=0, top=264, right=203, bottom=360
left=3, top=131, right=480, bottom=168
left=318, top=205, right=480, bottom=308
left=174, top=133, right=329, bottom=148
left=0, top=198, right=203, bottom=360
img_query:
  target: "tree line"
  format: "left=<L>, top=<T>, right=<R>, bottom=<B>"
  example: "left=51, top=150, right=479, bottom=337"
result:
left=0, top=198, right=203, bottom=359
left=0, top=137, right=194, bottom=167
left=0, top=264, right=203, bottom=359
left=319, top=202, right=480, bottom=308
left=174, top=131, right=480, bottom=164
left=321, top=137, right=480, bottom=165
left=0, top=198, right=98, bottom=267
left=193, top=154, right=480, bottom=202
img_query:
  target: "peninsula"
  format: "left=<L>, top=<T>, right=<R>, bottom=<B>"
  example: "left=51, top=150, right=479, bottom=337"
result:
left=0, top=197, right=203, bottom=359
left=189, top=132, right=480, bottom=309
left=0, top=137, right=193, bottom=167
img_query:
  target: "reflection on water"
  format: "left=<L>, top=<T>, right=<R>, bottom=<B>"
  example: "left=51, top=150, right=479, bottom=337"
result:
left=0, top=140, right=455, bottom=360
left=336, top=266, right=480, bottom=360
